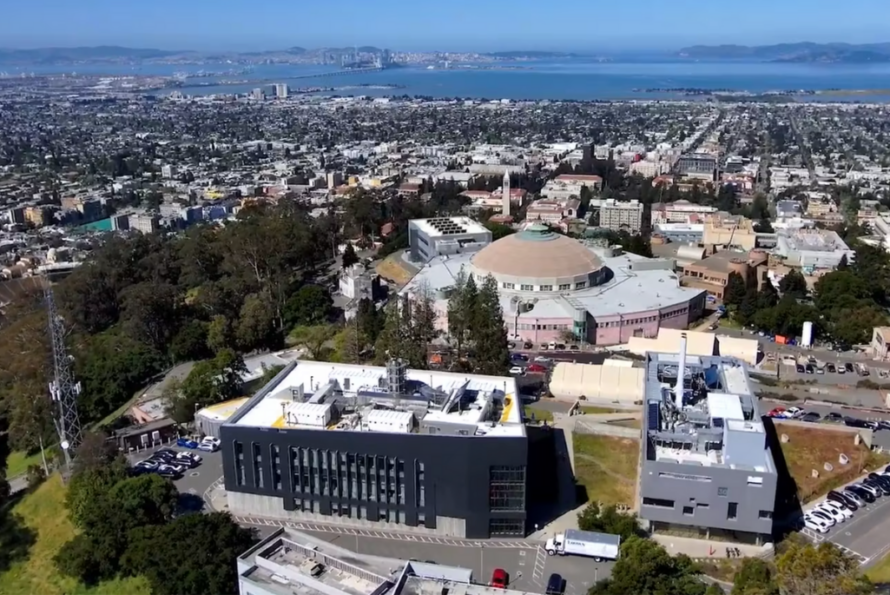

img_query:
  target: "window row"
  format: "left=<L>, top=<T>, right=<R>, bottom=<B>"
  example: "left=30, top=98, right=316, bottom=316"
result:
left=502, top=281, right=589, bottom=291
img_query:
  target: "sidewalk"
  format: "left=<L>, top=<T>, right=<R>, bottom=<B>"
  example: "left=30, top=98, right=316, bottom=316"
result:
left=653, top=534, right=772, bottom=560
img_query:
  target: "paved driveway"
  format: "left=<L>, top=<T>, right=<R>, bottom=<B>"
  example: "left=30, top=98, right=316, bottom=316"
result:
left=800, top=490, right=890, bottom=566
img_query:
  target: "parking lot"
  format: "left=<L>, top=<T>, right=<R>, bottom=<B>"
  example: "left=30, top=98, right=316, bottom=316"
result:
left=800, top=480, right=890, bottom=565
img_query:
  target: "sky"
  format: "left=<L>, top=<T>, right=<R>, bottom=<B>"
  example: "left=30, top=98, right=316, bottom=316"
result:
left=3, top=0, right=890, bottom=52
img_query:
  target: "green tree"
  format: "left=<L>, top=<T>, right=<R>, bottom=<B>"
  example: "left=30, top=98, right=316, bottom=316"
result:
left=779, top=270, right=808, bottom=298
left=341, top=242, right=360, bottom=269
left=206, top=314, right=234, bottom=354
left=756, top=282, right=779, bottom=310
left=484, top=221, right=516, bottom=241
left=375, top=300, right=408, bottom=363
left=775, top=541, right=872, bottom=595
left=123, top=513, right=257, bottom=595
left=731, top=558, right=779, bottom=595
left=290, top=324, right=338, bottom=360
left=576, top=503, right=642, bottom=542
left=589, top=536, right=707, bottom=595
left=119, top=280, right=180, bottom=353
left=284, top=285, right=333, bottom=328
left=447, top=267, right=477, bottom=358
left=167, top=349, right=247, bottom=423
left=470, top=275, right=510, bottom=376
left=356, top=298, right=383, bottom=344
left=406, top=282, right=439, bottom=369
left=169, top=319, right=211, bottom=363
left=724, top=272, right=747, bottom=308
left=737, top=287, right=759, bottom=326
left=236, top=292, right=279, bottom=351
left=66, top=456, right=129, bottom=530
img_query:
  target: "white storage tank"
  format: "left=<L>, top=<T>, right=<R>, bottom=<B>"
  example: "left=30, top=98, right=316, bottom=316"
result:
left=802, top=321, right=814, bottom=348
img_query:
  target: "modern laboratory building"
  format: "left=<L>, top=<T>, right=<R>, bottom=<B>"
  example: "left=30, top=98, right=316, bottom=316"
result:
left=639, top=338, right=778, bottom=545
left=219, top=359, right=533, bottom=538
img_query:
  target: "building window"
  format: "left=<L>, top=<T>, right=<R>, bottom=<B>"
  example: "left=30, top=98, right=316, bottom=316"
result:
left=642, top=497, right=674, bottom=509
left=659, top=472, right=712, bottom=483
left=540, top=285, right=553, bottom=291
left=747, top=476, right=763, bottom=486
left=728, top=502, right=738, bottom=520
left=575, top=281, right=587, bottom=290
left=718, top=487, right=728, bottom=497
left=489, top=518, right=525, bottom=536
left=489, top=466, right=526, bottom=511
left=271, top=444, right=282, bottom=491
left=503, top=283, right=515, bottom=289
left=559, top=284, right=571, bottom=291
left=234, top=441, right=245, bottom=486
left=252, top=443, right=264, bottom=489
left=759, top=510, right=773, bottom=520
left=520, top=284, right=533, bottom=291
left=682, top=506, right=694, bottom=516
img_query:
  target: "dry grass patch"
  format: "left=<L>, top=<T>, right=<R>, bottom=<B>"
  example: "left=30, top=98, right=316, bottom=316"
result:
left=572, top=433, right=639, bottom=507
left=776, top=422, right=890, bottom=503
left=375, top=254, right=417, bottom=286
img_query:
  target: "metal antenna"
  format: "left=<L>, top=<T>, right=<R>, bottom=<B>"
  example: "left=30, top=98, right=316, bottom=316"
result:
left=44, top=279, right=83, bottom=468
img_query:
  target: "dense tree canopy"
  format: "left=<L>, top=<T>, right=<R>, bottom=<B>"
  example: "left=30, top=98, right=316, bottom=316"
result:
left=589, top=537, right=709, bottom=595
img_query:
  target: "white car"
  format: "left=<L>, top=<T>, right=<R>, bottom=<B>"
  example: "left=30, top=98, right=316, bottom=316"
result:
left=808, top=509, right=836, bottom=527
left=784, top=406, right=805, bottom=419
left=815, top=503, right=845, bottom=523
left=198, top=436, right=221, bottom=452
left=534, top=356, right=552, bottom=364
left=820, top=501, right=852, bottom=520
left=803, top=514, right=830, bottom=534
left=509, top=366, right=525, bottom=376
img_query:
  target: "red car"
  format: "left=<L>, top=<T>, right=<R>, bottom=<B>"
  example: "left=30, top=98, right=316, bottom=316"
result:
left=767, top=407, right=786, bottom=418
left=527, top=364, right=547, bottom=374
left=491, top=569, right=508, bottom=589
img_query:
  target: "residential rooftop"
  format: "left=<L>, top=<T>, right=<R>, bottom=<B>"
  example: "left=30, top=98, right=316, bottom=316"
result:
left=226, top=359, right=524, bottom=438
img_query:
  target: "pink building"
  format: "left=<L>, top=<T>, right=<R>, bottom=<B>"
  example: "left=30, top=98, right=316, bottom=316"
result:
left=402, top=224, right=707, bottom=346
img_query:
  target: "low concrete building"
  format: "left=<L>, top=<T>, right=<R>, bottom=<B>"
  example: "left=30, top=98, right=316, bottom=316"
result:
left=872, top=327, right=890, bottom=361
left=407, top=217, right=491, bottom=263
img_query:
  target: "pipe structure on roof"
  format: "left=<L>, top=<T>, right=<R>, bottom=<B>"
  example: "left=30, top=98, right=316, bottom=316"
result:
left=675, top=333, right=688, bottom=409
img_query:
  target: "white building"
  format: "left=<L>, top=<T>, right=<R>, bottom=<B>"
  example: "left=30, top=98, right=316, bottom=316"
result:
left=407, top=217, right=491, bottom=263
left=590, top=199, right=644, bottom=232
left=274, top=83, right=289, bottom=99
left=773, top=228, right=855, bottom=271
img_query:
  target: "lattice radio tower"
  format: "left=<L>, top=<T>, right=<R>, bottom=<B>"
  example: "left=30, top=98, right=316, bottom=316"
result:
left=44, top=281, right=83, bottom=468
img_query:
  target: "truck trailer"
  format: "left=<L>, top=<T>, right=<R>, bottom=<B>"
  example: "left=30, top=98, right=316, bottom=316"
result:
left=544, top=529, right=620, bottom=561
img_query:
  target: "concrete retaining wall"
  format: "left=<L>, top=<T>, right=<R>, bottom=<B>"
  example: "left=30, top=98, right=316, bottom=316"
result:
left=574, top=418, right=641, bottom=439
left=772, top=418, right=873, bottom=448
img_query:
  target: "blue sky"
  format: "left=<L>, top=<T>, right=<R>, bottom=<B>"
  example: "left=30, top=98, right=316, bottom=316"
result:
left=3, top=0, right=890, bottom=52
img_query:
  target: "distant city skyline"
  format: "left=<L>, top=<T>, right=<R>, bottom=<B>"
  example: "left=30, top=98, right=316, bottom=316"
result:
left=4, top=0, right=890, bottom=53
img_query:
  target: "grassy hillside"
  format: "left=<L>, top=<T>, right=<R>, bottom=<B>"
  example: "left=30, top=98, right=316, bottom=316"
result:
left=0, top=474, right=150, bottom=595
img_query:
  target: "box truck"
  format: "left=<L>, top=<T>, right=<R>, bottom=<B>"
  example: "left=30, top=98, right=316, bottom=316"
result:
left=544, top=529, right=620, bottom=561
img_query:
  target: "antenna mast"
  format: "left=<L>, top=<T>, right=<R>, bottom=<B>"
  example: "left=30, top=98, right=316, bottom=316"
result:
left=45, top=280, right=83, bottom=468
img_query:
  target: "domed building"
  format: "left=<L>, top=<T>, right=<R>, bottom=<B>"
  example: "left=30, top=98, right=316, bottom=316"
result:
left=402, top=222, right=707, bottom=346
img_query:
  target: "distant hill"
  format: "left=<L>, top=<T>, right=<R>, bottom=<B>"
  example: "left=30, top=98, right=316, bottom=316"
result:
left=0, top=45, right=186, bottom=64
left=677, top=42, right=890, bottom=63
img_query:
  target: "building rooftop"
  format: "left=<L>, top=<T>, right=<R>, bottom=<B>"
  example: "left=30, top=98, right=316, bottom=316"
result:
left=642, top=351, right=776, bottom=474
left=411, top=217, right=488, bottom=238
left=238, top=528, right=544, bottom=595
left=777, top=228, right=851, bottom=253
left=226, top=359, right=524, bottom=438
left=685, top=250, right=750, bottom=274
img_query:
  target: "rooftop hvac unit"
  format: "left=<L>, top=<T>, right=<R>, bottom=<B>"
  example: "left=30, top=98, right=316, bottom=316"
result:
left=386, top=358, right=408, bottom=404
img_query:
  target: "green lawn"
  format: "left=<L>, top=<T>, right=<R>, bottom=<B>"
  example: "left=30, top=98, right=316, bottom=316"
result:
left=0, top=474, right=151, bottom=595
left=6, top=451, right=44, bottom=478
left=572, top=432, right=639, bottom=507
left=579, top=406, right=623, bottom=415
left=523, top=405, right=554, bottom=422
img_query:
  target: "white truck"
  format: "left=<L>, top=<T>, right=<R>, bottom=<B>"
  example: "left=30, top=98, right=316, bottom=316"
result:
left=544, top=529, right=620, bottom=561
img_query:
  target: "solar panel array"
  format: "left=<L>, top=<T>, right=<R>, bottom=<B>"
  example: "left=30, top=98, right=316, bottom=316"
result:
left=647, top=402, right=660, bottom=431
left=428, top=217, right=469, bottom=236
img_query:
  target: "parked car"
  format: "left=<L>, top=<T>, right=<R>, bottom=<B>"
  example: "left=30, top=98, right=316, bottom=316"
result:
left=134, top=459, right=159, bottom=471
left=805, top=365, right=815, bottom=374
left=841, top=488, right=867, bottom=507
left=534, top=356, right=552, bottom=364
left=523, top=341, right=534, bottom=349
left=808, top=509, right=836, bottom=527
left=827, top=490, right=858, bottom=511
left=198, top=436, right=221, bottom=452
left=820, top=500, right=853, bottom=519
left=490, top=569, right=508, bottom=589
left=527, top=364, right=547, bottom=374
left=555, top=343, right=567, bottom=350
left=802, top=514, right=830, bottom=534
left=155, top=465, right=183, bottom=479
left=848, top=484, right=877, bottom=502
left=796, top=364, right=805, bottom=373
left=569, top=345, right=580, bottom=351
left=511, top=353, right=528, bottom=362
left=546, top=574, right=565, bottom=595
left=767, top=407, right=787, bottom=418
left=838, top=364, right=846, bottom=374
left=785, top=407, right=805, bottom=419
left=174, top=452, right=201, bottom=467
left=824, top=412, right=844, bottom=424
left=864, top=478, right=890, bottom=496
left=801, top=411, right=822, bottom=423
left=177, top=437, right=199, bottom=449
left=826, top=363, right=836, bottom=373
left=845, top=363, right=855, bottom=373
left=176, top=451, right=202, bottom=465
left=507, top=342, right=516, bottom=350
left=509, top=366, right=525, bottom=376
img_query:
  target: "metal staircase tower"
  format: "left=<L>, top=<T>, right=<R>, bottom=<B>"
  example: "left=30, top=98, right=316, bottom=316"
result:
left=44, top=281, right=83, bottom=468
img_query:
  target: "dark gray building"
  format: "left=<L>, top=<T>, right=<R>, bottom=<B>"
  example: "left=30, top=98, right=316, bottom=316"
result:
left=219, top=359, right=531, bottom=538
left=639, top=344, right=777, bottom=545
left=407, top=217, right=491, bottom=263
